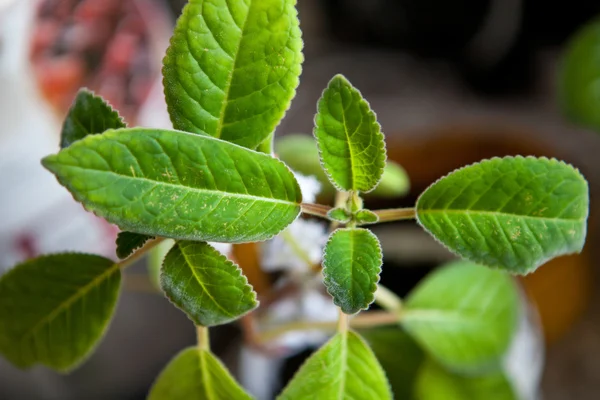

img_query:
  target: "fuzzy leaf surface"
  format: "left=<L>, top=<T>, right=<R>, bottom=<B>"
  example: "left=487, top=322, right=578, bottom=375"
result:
left=278, top=331, right=392, bottom=400
left=416, top=156, right=589, bottom=274
left=115, top=232, right=154, bottom=259
left=149, top=347, right=252, bottom=400
left=60, top=89, right=125, bottom=148
left=323, top=228, right=382, bottom=314
left=163, top=0, right=303, bottom=149
left=161, top=241, right=257, bottom=326
left=401, top=261, right=519, bottom=372
left=42, top=128, right=302, bottom=243
left=415, top=359, right=516, bottom=400
left=0, top=253, right=121, bottom=372
left=314, top=75, right=386, bottom=192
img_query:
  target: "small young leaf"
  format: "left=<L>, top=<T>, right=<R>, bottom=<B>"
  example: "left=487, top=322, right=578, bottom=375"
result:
left=0, top=253, right=121, bottom=372
left=163, top=0, right=303, bottom=149
left=276, top=134, right=409, bottom=197
left=323, top=228, right=382, bottom=314
left=278, top=331, right=392, bottom=400
left=559, top=17, right=600, bottom=133
left=61, top=89, right=126, bottom=148
left=161, top=241, right=258, bottom=326
left=401, top=261, right=519, bottom=372
left=314, top=75, right=386, bottom=192
left=115, top=231, right=154, bottom=259
left=149, top=347, right=252, bottom=400
left=361, top=327, right=425, bottom=399
left=42, top=128, right=302, bottom=243
left=355, top=209, right=379, bottom=225
left=416, top=156, right=589, bottom=274
left=415, top=359, right=517, bottom=400
left=327, top=207, right=351, bottom=223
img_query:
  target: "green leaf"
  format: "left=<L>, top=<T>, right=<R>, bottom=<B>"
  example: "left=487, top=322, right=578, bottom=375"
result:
left=60, top=89, right=126, bottom=148
left=149, top=347, right=252, bottom=400
left=148, top=239, right=176, bottom=289
left=314, top=75, right=386, bottom=193
left=355, top=209, right=379, bottom=225
left=415, top=359, right=516, bottom=400
left=278, top=331, right=392, bottom=400
left=161, top=241, right=258, bottom=326
left=323, top=228, right=382, bottom=314
left=401, top=261, right=519, bottom=372
left=559, top=17, right=600, bottom=133
left=416, top=156, right=589, bottom=274
left=163, top=0, right=303, bottom=149
left=42, top=128, right=302, bottom=243
left=361, top=327, right=425, bottom=399
left=276, top=134, right=409, bottom=198
left=115, top=231, right=154, bottom=259
left=0, top=253, right=121, bottom=372
left=327, top=207, right=351, bottom=223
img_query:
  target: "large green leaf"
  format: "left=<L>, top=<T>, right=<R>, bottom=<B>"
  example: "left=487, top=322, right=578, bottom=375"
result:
left=42, top=128, right=302, bottom=243
left=314, top=75, right=386, bottom=192
left=161, top=241, right=258, bottom=326
left=401, top=261, right=519, bottom=372
left=276, top=134, right=409, bottom=198
left=559, top=17, right=600, bottom=133
left=149, top=347, right=252, bottom=400
left=0, top=253, right=121, bottom=372
left=278, top=331, right=392, bottom=400
left=163, top=0, right=303, bottom=149
left=362, top=327, right=425, bottom=399
left=60, top=89, right=126, bottom=148
left=415, top=359, right=516, bottom=400
left=416, top=156, right=589, bottom=274
left=323, top=228, right=382, bottom=314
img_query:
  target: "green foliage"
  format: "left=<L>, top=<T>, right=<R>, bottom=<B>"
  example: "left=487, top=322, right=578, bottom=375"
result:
left=560, top=17, right=600, bottom=132
left=42, top=128, right=302, bottom=243
left=323, top=228, right=382, bottom=314
left=148, top=239, right=176, bottom=288
left=115, top=232, right=154, bottom=259
left=60, top=89, right=126, bottom=148
left=0, top=254, right=121, bottom=372
left=327, top=207, right=352, bottom=223
left=416, top=156, right=589, bottom=274
left=278, top=331, right=392, bottom=400
left=161, top=241, right=258, bottom=326
left=355, top=209, right=379, bottom=225
left=149, top=347, right=252, bottom=400
left=415, top=360, right=516, bottom=400
left=275, top=134, right=410, bottom=197
left=401, top=261, right=519, bottom=372
left=163, top=0, right=303, bottom=149
left=314, top=75, right=386, bottom=192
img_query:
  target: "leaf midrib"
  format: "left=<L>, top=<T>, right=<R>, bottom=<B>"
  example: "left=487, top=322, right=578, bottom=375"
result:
left=418, top=208, right=585, bottom=223
left=337, top=332, right=348, bottom=400
left=199, top=349, right=215, bottom=400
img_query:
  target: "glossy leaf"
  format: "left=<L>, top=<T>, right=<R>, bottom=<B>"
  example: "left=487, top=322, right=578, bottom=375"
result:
left=0, top=253, right=121, bottom=372
left=42, top=128, right=302, bottom=243
left=149, top=347, right=252, bottom=400
left=415, top=359, right=516, bottom=400
left=163, top=0, right=303, bottom=149
left=416, top=156, right=589, bottom=274
left=60, top=89, right=126, bottom=148
left=362, top=327, right=425, bottom=399
left=278, top=331, right=392, bottom=400
left=401, top=261, right=519, bottom=372
left=115, top=231, right=154, bottom=259
left=161, top=241, right=258, bottom=326
left=314, top=75, right=386, bottom=192
left=560, top=17, right=600, bottom=132
left=276, top=134, right=409, bottom=197
left=323, top=228, right=382, bottom=314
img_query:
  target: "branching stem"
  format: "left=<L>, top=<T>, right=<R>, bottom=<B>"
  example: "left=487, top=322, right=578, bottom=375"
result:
left=372, top=208, right=416, bottom=223
left=301, top=203, right=333, bottom=219
left=118, top=237, right=165, bottom=270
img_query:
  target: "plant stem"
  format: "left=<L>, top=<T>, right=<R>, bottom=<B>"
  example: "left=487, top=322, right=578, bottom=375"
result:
left=118, top=237, right=164, bottom=270
left=256, top=311, right=398, bottom=343
left=301, top=203, right=332, bottom=219
left=337, top=309, right=349, bottom=333
left=197, top=325, right=210, bottom=351
left=281, top=229, right=314, bottom=267
left=372, top=208, right=416, bottom=223
left=375, top=284, right=403, bottom=313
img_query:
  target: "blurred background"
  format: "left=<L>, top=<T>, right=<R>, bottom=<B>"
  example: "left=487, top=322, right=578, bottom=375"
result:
left=1, top=0, right=600, bottom=399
